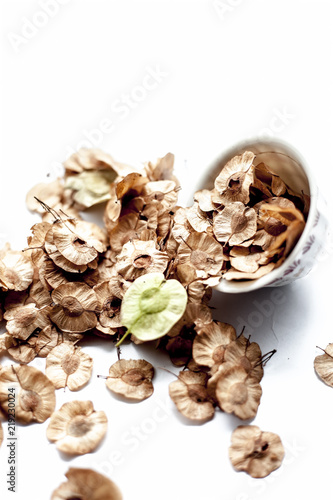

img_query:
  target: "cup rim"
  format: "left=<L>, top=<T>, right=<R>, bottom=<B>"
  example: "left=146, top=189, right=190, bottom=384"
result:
left=195, top=137, right=317, bottom=293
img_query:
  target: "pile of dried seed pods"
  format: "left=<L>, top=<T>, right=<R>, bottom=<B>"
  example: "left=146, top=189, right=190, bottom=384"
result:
left=0, top=147, right=312, bottom=494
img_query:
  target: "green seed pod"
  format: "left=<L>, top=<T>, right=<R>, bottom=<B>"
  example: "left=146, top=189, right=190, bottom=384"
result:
left=120, top=273, right=187, bottom=342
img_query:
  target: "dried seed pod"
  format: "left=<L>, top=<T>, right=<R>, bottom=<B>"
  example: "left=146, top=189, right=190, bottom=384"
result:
left=144, top=152, right=175, bottom=182
left=167, top=301, right=212, bottom=338
left=229, top=425, right=285, bottom=478
left=116, top=240, right=169, bottom=281
left=177, top=232, right=223, bottom=279
left=120, top=273, right=187, bottom=342
left=0, top=365, right=55, bottom=423
left=143, top=180, right=178, bottom=210
left=26, top=179, right=64, bottom=214
left=0, top=420, right=3, bottom=448
left=44, top=228, right=91, bottom=273
left=192, top=322, right=237, bottom=368
left=64, top=147, right=133, bottom=176
left=6, top=338, right=38, bottom=364
left=50, top=282, right=98, bottom=333
left=116, top=172, right=148, bottom=200
left=51, top=219, right=108, bottom=265
left=314, top=344, right=333, bottom=387
left=194, top=188, right=216, bottom=212
left=213, top=202, right=257, bottom=246
left=105, top=359, right=154, bottom=401
left=45, top=343, right=93, bottom=391
left=94, top=281, right=123, bottom=329
left=166, top=334, right=193, bottom=367
left=223, top=262, right=276, bottom=281
left=47, top=400, right=107, bottom=455
left=229, top=253, right=267, bottom=274
left=4, top=304, right=50, bottom=340
left=224, top=334, right=263, bottom=382
left=109, top=213, right=147, bottom=253
left=169, top=370, right=215, bottom=423
left=0, top=247, right=34, bottom=292
left=215, top=366, right=262, bottom=420
left=51, top=467, right=122, bottom=500
left=214, top=151, right=255, bottom=205
left=186, top=203, right=212, bottom=233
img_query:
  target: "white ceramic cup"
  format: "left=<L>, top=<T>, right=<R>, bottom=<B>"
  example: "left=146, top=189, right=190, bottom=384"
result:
left=195, top=138, right=329, bottom=293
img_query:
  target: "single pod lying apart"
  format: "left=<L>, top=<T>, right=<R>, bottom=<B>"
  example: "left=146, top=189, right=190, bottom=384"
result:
left=116, top=272, right=188, bottom=346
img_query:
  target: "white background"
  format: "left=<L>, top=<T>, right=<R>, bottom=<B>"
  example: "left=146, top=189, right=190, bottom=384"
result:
left=0, top=1, right=333, bottom=499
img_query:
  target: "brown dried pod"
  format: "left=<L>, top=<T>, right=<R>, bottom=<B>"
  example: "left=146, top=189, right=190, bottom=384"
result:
left=109, top=213, right=147, bottom=253
left=64, top=147, right=131, bottom=174
left=194, top=188, right=216, bottom=212
left=214, top=151, right=255, bottom=205
left=223, top=262, right=276, bottom=281
left=51, top=219, right=108, bottom=265
left=177, top=232, right=223, bottom=279
left=6, top=338, right=38, bottom=364
left=0, top=247, right=34, bottom=292
left=27, top=275, right=53, bottom=308
left=314, top=344, right=333, bottom=387
left=50, top=282, right=98, bottom=333
left=94, top=281, right=123, bottom=329
left=105, top=359, right=154, bottom=401
left=215, top=366, right=262, bottom=420
left=192, top=322, right=237, bottom=368
left=229, top=252, right=269, bottom=274
left=0, top=420, right=3, bottom=448
left=229, top=425, right=285, bottom=478
left=45, top=343, right=93, bottom=391
left=167, top=301, right=212, bottom=338
left=44, top=228, right=91, bottom=273
left=186, top=203, right=212, bottom=233
left=166, top=334, right=193, bottom=367
left=116, top=240, right=169, bottom=281
left=171, top=207, right=193, bottom=244
left=224, top=334, right=264, bottom=382
left=4, top=304, right=50, bottom=340
left=46, top=400, right=107, bottom=455
left=143, top=180, right=178, bottom=210
left=0, top=365, right=55, bottom=423
left=144, top=152, right=175, bottom=182
left=213, top=202, right=257, bottom=246
left=51, top=467, right=122, bottom=500
left=26, top=179, right=64, bottom=214
left=169, top=370, right=215, bottom=423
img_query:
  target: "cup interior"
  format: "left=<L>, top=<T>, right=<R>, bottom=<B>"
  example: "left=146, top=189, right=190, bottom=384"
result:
left=195, top=138, right=315, bottom=293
